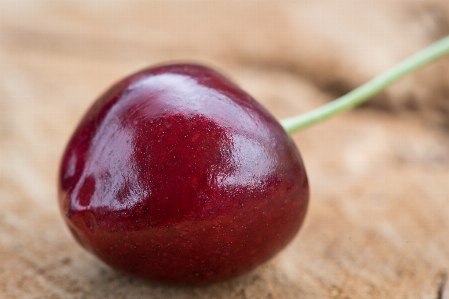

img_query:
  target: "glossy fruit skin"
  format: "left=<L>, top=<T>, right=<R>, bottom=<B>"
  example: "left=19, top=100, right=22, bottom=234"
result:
left=58, top=64, right=309, bottom=284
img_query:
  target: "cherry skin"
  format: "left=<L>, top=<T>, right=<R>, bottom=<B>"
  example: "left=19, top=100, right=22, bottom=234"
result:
left=58, top=64, right=309, bottom=284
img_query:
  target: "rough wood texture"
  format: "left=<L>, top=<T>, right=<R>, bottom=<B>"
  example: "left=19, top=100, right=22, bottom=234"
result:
left=1, top=0, right=449, bottom=298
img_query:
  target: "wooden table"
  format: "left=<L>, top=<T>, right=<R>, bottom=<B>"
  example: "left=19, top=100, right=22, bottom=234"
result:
left=1, top=1, right=449, bottom=298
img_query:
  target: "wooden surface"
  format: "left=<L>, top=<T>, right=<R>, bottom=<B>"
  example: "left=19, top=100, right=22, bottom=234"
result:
left=1, top=0, right=449, bottom=298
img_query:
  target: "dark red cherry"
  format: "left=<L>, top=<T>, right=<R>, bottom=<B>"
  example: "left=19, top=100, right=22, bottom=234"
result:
left=58, top=64, right=309, bottom=284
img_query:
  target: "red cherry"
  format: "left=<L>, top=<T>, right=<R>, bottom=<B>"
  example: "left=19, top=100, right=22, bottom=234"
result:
left=58, top=64, right=309, bottom=284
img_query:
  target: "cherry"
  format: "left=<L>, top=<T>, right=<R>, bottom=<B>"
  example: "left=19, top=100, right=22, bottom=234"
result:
left=59, top=64, right=309, bottom=284
left=59, top=36, right=449, bottom=284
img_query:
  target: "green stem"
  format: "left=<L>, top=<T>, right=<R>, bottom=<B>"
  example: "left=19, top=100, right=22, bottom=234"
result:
left=280, top=35, right=449, bottom=134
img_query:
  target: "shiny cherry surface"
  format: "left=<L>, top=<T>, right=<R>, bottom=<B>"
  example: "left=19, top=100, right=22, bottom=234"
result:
left=58, top=64, right=309, bottom=284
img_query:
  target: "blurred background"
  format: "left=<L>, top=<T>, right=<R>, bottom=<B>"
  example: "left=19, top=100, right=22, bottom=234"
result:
left=1, top=0, right=449, bottom=298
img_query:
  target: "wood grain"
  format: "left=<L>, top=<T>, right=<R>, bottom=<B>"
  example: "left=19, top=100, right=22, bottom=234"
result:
left=1, top=1, right=449, bottom=298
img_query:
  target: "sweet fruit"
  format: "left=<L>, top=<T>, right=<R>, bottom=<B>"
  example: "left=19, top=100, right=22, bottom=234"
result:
left=58, top=64, right=309, bottom=284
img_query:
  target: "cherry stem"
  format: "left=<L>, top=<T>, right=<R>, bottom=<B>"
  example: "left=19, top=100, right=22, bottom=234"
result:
left=280, top=35, right=449, bottom=134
